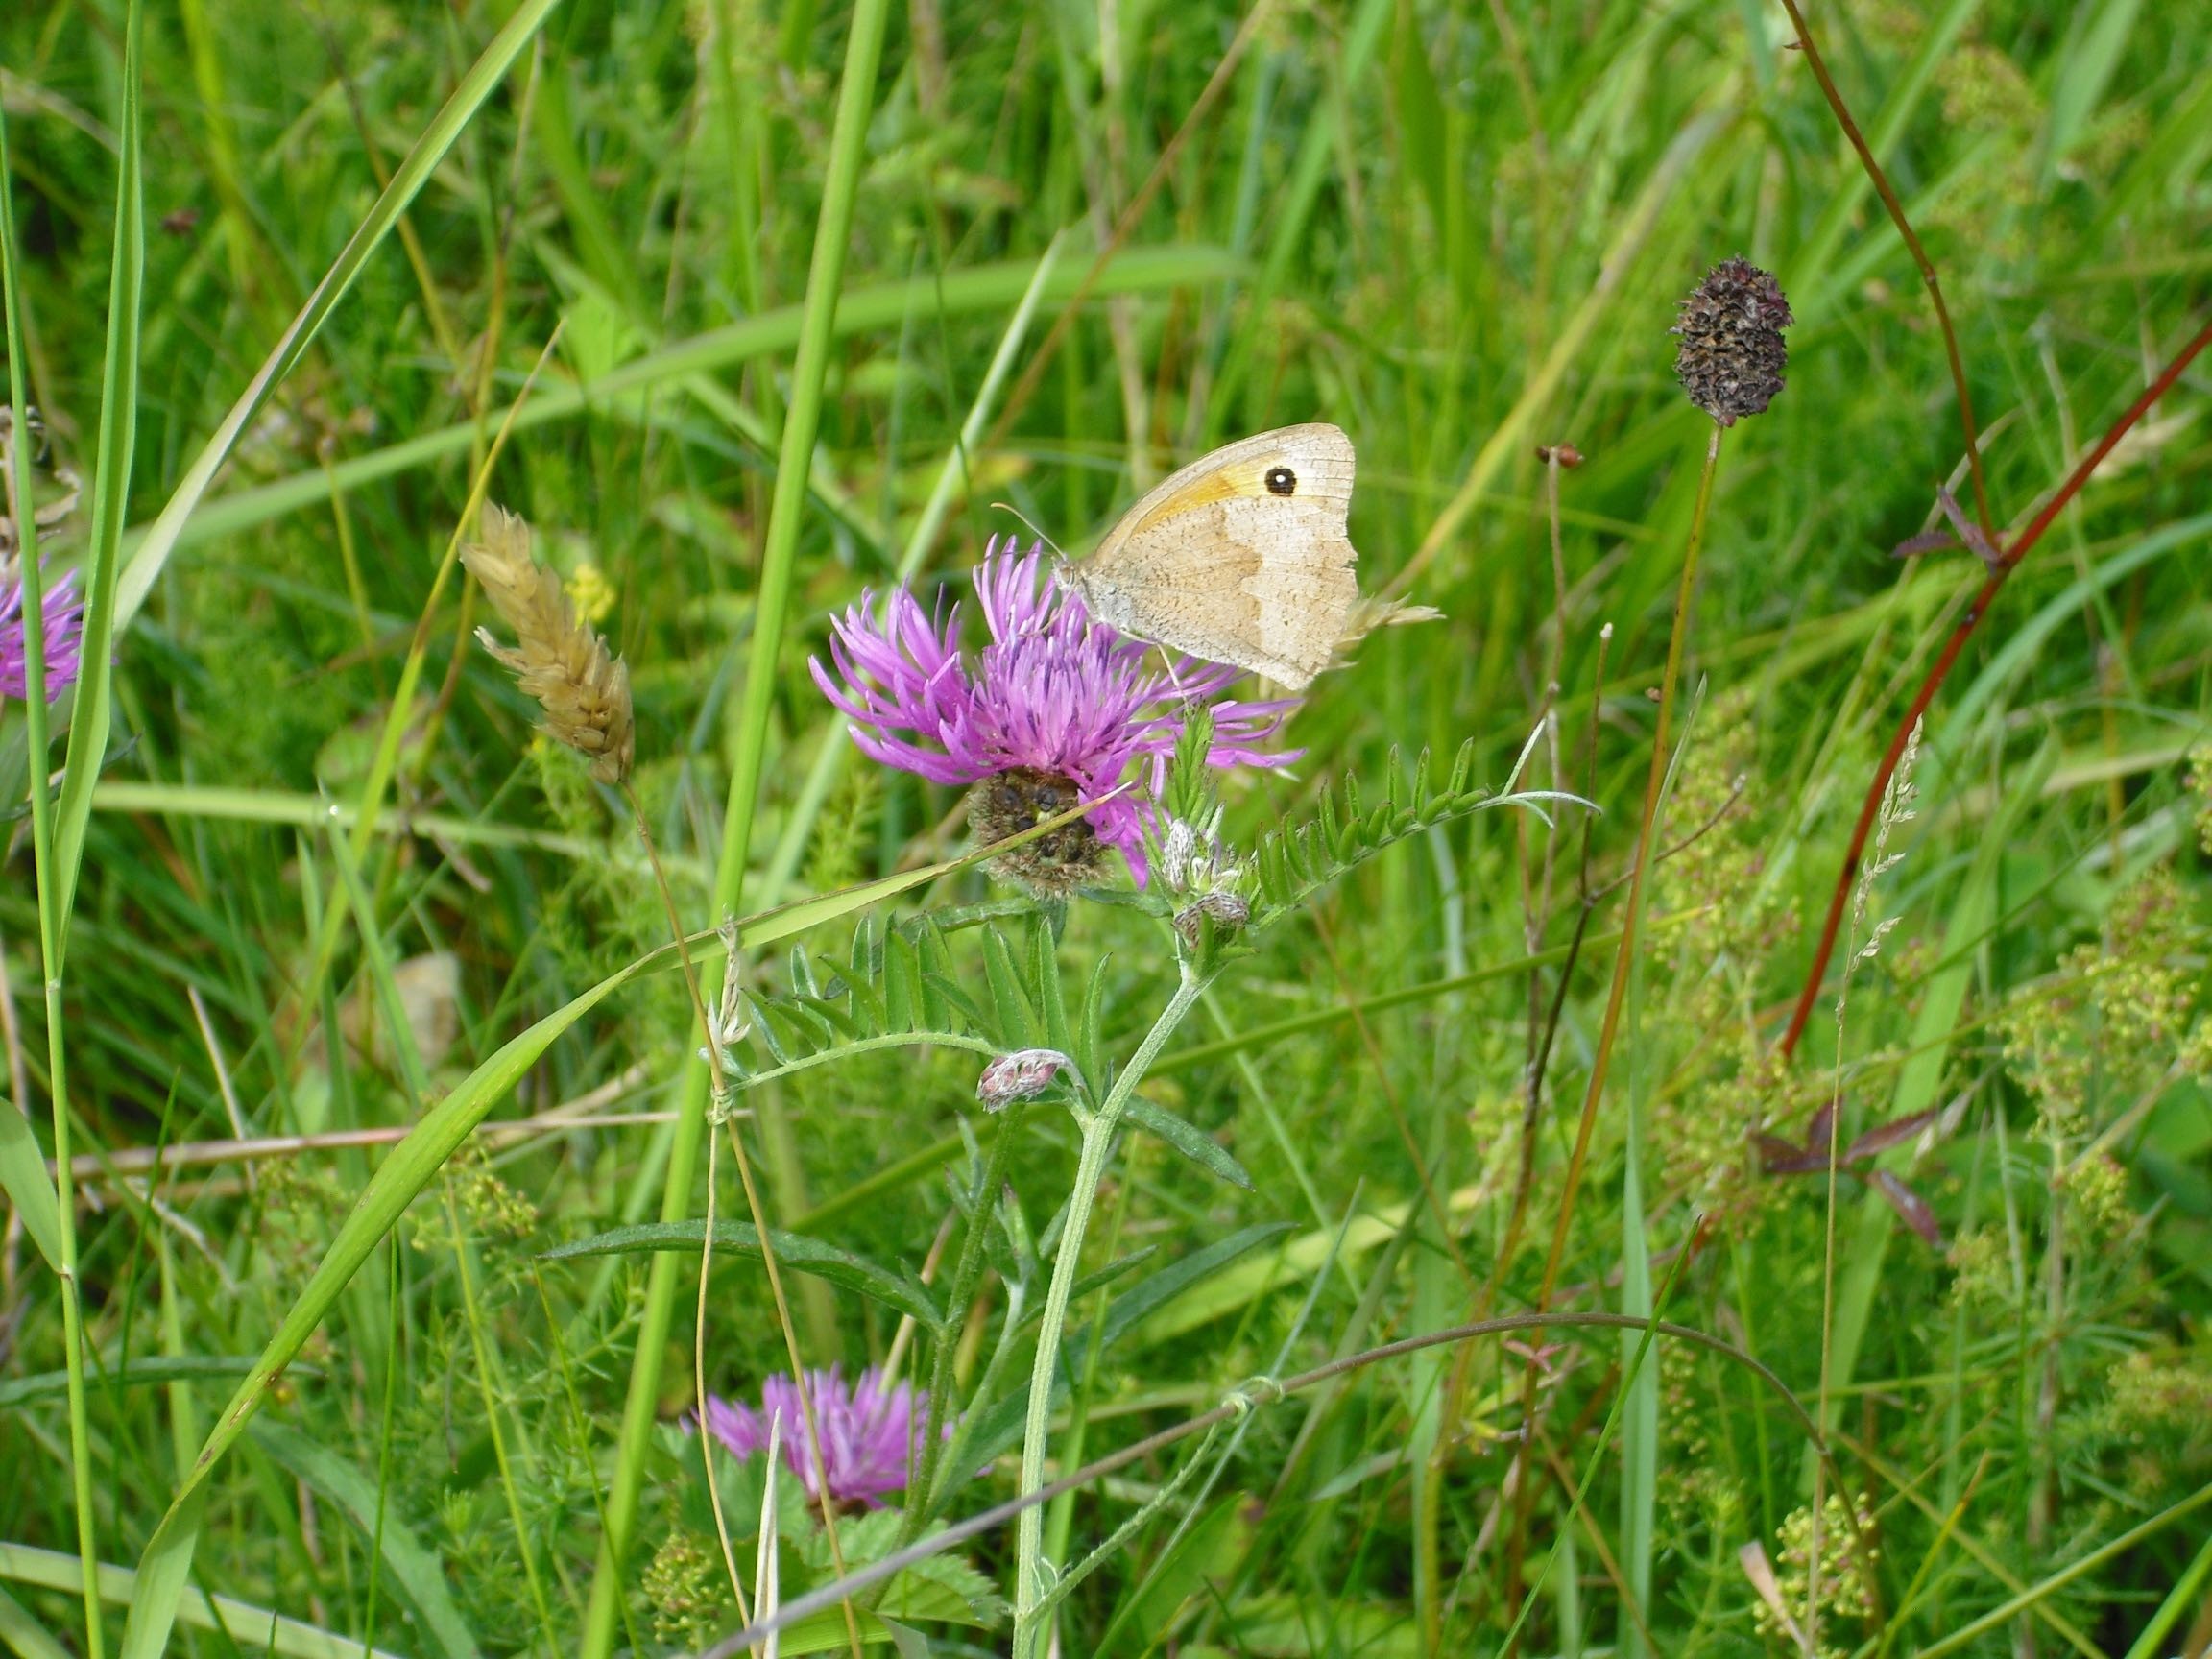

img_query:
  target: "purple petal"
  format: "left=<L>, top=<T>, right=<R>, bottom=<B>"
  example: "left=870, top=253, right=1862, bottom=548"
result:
left=806, top=541, right=1302, bottom=884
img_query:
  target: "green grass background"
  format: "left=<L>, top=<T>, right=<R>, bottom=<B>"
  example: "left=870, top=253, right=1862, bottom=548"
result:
left=3, top=0, right=2211, bottom=1653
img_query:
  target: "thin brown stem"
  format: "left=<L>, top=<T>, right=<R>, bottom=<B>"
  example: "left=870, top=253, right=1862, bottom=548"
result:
left=1507, top=434, right=1719, bottom=1642
left=1535, top=427, right=1720, bottom=1310
left=623, top=785, right=858, bottom=1658
left=1775, top=0, right=1994, bottom=542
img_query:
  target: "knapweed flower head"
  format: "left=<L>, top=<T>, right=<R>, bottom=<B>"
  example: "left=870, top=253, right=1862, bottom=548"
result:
left=703, top=1365, right=945, bottom=1508
left=810, top=539, right=1297, bottom=894
left=0, top=566, right=85, bottom=704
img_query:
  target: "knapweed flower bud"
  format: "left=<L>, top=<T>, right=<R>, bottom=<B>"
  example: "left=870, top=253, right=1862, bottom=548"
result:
left=463, top=504, right=635, bottom=784
left=1172, top=889, right=1251, bottom=948
left=1671, top=257, right=1792, bottom=427
left=976, top=1047, right=1075, bottom=1110
left=1157, top=812, right=1251, bottom=947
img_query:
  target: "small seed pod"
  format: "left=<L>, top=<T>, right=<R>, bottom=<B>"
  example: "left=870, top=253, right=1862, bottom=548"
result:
left=1671, top=257, right=1793, bottom=427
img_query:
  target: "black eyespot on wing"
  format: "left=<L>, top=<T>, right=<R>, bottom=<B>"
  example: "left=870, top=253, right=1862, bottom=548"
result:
left=1264, top=466, right=1297, bottom=496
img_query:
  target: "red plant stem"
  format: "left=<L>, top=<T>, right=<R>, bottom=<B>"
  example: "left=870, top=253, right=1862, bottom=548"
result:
left=1779, top=319, right=2212, bottom=1060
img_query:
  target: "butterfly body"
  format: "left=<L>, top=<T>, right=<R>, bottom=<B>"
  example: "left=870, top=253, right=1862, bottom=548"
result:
left=1066, top=423, right=1434, bottom=689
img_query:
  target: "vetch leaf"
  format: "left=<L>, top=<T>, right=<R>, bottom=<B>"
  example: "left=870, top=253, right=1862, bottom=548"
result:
left=1097, top=1223, right=1293, bottom=1351
left=1122, top=1098, right=1253, bottom=1190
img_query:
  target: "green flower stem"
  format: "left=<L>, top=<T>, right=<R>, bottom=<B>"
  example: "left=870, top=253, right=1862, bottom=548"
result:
left=577, top=1, right=890, bottom=1654
left=1013, top=965, right=1212, bottom=1659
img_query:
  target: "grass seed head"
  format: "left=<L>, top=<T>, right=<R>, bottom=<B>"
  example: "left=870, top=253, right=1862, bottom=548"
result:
left=463, top=503, right=634, bottom=785
left=1672, top=256, right=1793, bottom=426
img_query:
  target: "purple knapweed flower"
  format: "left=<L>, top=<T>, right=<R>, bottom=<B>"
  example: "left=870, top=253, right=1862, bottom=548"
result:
left=0, top=567, right=85, bottom=703
left=703, top=1365, right=945, bottom=1509
left=809, top=539, right=1297, bottom=894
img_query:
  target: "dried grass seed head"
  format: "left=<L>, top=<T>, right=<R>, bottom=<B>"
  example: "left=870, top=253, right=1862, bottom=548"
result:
left=463, top=503, right=635, bottom=784
left=1672, top=256, right=1793, bottom=426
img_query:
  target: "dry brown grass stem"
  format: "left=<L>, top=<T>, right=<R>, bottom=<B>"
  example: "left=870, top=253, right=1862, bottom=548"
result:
left=463, top=504, right=635, bottom=783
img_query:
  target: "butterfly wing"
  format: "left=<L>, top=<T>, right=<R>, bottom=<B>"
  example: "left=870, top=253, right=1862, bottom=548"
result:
left=1074, top=423, right=1359, bottom=688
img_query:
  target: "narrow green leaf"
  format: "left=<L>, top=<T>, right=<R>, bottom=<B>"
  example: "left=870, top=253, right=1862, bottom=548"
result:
left=1010, top=1248, right=1160, bottom=1333
left=0, top=1542, right=400, bottom=1659
left=1122, top=1097, right=1253, bottom=1190
left=1031, top=915, right=1072, bottom=1059
left=0, top=1355, right=264, bottom=1409
left=1077, top=956, right=1111, bottom=1095
left=980, top=927, right=1036, bottom=1047
left=882, top=931, right=917, bottom=1031
left=48, top=0, right=145, bottom=945
left=1097, top=1222, right=1292, bottom=1351
left=0, top=1105, right=62, bottom=1270
left=0, top=1581, right=71, bottom=1659
left=542, top=1220, right=944, bottom=1329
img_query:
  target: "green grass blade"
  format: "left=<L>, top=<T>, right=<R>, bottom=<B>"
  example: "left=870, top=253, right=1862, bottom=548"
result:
left=2121, top=1521, right=2212, bottom=1659
left=542, top=1220, right=944, bottom=1329
left=47, top=0, right=144, bottom=947
left=110, top=0, right=565, bottom=630
left=125, top=248, right=1237, bottom=563
left=581, top=3, right=895, bottom=1648
left=247, top=1422, right=485, bottom=1659
left=0, top=1100, right=62, bottom=1270
left=0, top=1581, right=72, bottom=1659
left=0, top=1356, right=265, bottom=1408
left=0, top=1544, right=402, bottom=1659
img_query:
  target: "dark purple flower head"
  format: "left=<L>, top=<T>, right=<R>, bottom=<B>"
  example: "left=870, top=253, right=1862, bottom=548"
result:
left=810, top=540, right=1297, bottom=891
left=703, top=1365, right=944, bottom=1509
left=0, top=566, right=85, bottom=703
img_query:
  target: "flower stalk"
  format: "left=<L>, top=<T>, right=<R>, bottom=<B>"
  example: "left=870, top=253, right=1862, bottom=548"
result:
left=1012, top=963, right=1214, bottom=1659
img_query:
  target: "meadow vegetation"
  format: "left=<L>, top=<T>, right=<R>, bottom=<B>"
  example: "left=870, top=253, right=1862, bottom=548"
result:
left=2, top=0, right=2210, bottom=1654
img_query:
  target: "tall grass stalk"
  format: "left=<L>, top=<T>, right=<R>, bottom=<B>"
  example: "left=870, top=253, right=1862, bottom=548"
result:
left=0, top=2, right=144, bottom=1648
left=0, top=104, right=103, bottom=1659
left=580, top=3, right=891, bottom=1654
left=1809, top=718, right=1921, bottom=1647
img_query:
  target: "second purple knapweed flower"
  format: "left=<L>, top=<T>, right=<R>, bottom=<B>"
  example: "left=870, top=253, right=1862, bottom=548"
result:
left=0, top=567, right=85, bottom=704
left=703, top=1365, right=943, bottom=1509
left=810, top=539, right=1297, bottom=894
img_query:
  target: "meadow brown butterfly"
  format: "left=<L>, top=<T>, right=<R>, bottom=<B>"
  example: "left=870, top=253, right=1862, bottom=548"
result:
left=1064, top=422, right=1438, bottom=690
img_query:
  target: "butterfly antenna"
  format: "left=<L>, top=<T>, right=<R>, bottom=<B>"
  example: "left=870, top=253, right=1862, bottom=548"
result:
left=988, top=501, right=1067, bottom=563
